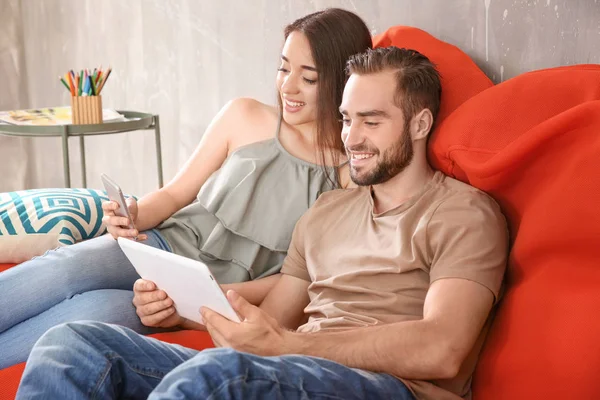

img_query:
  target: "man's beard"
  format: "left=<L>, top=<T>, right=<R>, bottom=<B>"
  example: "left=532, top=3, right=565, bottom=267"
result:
left=348, top=124, right=414, bottom=186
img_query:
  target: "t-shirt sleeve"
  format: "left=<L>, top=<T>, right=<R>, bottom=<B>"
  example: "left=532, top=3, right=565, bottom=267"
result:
left=427, top=191, right=509, bottom=303
left=280, top=209, right=311, bottom=282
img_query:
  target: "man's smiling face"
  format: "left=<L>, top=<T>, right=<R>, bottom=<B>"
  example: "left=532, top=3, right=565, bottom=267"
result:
left=340, top=70, right=414, bottom=186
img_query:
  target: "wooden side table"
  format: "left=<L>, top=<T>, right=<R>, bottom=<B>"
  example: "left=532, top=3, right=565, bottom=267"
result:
left=0, top=111, right=163, bottom=188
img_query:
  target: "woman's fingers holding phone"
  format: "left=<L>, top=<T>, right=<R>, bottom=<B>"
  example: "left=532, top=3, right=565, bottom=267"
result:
left=101, top=200, right=118, bottom=212
left=102, top=201, right=125, bottom=238
left=115, top=227, right=144, bottom=240
left=120, top=198, right=145, bottom=239
left=125, top=197, right=139, bottom=222
left=103, top=214, right=131, bottom=228
left=102, top=214, right=135, bottom=239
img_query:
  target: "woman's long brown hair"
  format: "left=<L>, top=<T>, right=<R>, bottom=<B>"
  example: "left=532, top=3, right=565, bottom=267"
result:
left=279, top=8, right=372, bottom=186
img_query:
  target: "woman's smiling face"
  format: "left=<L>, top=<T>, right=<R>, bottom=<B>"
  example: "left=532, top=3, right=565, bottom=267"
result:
left=276, top=31, right=319, bottom=127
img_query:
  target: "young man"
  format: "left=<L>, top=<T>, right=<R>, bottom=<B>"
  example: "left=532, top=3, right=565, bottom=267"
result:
left=17, top=47, right=508, bottom=400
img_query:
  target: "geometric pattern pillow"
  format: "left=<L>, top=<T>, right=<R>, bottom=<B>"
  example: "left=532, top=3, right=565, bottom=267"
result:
left=0, top=188, right=109, bottom=263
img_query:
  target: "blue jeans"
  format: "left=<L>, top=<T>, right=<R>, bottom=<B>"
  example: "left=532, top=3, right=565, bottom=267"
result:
left=17, top=321, right=415, bottom=399
left=0, top=230, right=171, bottom=369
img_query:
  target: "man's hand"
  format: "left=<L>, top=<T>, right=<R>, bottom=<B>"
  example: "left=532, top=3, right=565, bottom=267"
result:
left=202, top=290, right=296, bottom=356
left=132, top=279, right=184, bottom=328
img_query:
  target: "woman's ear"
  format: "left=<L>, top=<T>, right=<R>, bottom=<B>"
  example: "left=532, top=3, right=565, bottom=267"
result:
left=411, top=108, right=434, bottom=141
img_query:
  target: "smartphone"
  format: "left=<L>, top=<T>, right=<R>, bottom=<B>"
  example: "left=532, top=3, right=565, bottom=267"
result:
left=100, top=173, right=136, bottom=231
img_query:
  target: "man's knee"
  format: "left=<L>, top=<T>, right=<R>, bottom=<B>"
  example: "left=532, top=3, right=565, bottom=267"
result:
left=151, top=348, right=256, bottom=398
left=187, top=348, right=260, bottom=378
left=37, top=321, right=83, bottom=343
left=36, top=321, right=115, bottom=348
left=201, top=348, right=247, bottom=366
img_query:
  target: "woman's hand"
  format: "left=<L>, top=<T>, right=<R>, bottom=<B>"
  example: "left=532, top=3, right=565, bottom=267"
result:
left=102, top=197, right=147, bottom=240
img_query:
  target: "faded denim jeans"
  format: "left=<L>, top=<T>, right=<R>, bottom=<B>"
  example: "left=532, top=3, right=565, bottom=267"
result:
left=17, top=321, right=415, bottom=400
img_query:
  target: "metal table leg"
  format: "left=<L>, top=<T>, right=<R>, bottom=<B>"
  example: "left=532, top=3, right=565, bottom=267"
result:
left=153, top=115, right=164, bottom=188
left=79, top=136, right=87, bottom=187
left=61, top=126, right=71, bottom=188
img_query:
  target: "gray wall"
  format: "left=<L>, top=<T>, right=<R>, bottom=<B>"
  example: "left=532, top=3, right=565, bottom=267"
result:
left=365, top=0, right=600, bottom=82
left=0, top=0, right=598, bottom=193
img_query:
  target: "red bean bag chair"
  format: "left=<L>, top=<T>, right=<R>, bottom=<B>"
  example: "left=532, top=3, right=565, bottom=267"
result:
left=431, top=64, right=600, bottom=399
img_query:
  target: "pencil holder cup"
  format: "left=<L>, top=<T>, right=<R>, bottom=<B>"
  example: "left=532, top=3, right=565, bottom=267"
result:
left=71, top=95, right=103, bottom=124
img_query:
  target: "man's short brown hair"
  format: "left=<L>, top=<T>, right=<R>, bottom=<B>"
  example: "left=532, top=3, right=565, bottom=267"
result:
left=346, top=47, right=442, bottom=132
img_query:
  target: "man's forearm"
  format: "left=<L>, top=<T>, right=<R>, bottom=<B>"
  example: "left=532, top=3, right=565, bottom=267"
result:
left=286, top=320, right=457, bottom=380
left=175, top=275, right=282, bottom=331
left=222, top=274, right=282, bottom=306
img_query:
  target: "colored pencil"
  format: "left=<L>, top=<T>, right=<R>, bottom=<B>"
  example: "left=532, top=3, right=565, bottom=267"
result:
left=66, top=72, right=76, bottom=96
left=83, top=75, right=90, bottom=95
left=97, top=67, right=112, bottom=94
left=90, top=75, right=97, bottom=96
left=59, top=76, right=70, bottom=91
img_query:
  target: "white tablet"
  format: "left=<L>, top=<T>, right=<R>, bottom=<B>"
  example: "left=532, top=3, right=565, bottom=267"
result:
left=118, top=237, right=241, bottom=324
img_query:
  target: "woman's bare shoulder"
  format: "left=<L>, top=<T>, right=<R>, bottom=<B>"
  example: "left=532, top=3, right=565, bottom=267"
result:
left=224, top=98, right=277, bottom=122
left=224, top=98, right=280, bottom=144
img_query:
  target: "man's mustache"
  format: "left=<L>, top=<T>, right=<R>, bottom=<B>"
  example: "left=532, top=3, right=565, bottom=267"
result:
left=345, top=145, right=379, bottom=155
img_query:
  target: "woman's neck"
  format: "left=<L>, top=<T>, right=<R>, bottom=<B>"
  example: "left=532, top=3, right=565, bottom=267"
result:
left=289, top=121, right=317, bottom=146
left=283, top=120, right=346, bottom=167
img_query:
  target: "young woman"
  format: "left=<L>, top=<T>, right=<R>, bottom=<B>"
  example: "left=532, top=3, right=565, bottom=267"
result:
left=0, top=8, right=372, bottom=368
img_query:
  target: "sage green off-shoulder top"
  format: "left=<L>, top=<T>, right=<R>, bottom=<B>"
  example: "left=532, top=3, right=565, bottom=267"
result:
left=158, top=116, right=341, bottom=284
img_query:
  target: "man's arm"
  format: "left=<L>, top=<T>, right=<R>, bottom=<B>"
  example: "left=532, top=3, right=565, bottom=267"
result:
left=222, top=274, right=282, bottom=306
left=286, top=278, right=494, bottom=380
left=201, top=275, right=310, bottom=353
left=224, top=273, right=310, bottom=329
left=259, top=274, right=310, bottom=330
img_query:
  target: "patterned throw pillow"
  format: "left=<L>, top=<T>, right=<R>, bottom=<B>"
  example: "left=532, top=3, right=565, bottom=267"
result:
left=0, top=188, right=109, bottom=263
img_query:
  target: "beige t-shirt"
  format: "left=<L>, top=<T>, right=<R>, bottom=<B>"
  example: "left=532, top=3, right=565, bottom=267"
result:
left=281, top=171, right=508, bottom=400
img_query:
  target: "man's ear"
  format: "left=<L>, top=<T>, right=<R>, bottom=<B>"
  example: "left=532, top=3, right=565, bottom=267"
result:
left=411, top=108, right=434, bottom=141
